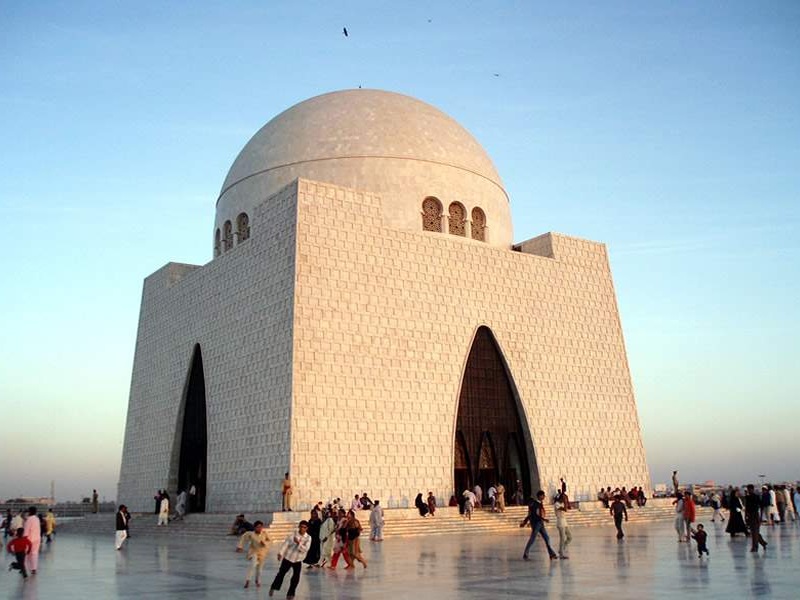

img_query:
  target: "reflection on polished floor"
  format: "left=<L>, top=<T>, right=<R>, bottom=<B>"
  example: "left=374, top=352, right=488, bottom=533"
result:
left=3, top=520, right=798, bottom=598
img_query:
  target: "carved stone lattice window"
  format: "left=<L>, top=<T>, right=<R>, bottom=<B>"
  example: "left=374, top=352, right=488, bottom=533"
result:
left=223, top=220, right=233, bottom=251
left=422, top=197, right=443, bottom=232
left=471, top=207, right=486, bottom=242
left=236, top=212, right=250, bottom=242
left=478, top=436, right=496, bottom=469
left=214, top=229, right=221, bottom=257
left=449, top=202, right=466, bottom=236
left=455, top=436, right=468, bottom=469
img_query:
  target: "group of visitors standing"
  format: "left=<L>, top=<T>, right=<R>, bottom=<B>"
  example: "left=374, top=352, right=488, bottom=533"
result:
left=598, top=485, right=647, bottom=508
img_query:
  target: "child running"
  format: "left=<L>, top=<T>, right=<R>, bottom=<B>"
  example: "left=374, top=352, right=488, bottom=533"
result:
left=7, top=528, right=32, bottom=579
left=691, top=524, right=710, bottom=558
left=236, top=520, right=271, bottom=588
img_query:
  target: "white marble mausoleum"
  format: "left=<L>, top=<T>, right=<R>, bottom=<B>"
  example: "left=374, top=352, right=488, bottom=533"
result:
left=118, top=89, right=651, bottom=512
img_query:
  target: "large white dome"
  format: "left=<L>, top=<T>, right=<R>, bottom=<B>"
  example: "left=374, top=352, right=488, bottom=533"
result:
left=215, top=89, right=512, bottom=248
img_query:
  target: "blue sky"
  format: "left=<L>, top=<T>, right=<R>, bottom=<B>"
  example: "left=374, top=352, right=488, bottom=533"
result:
left=1, top=2, right=798, bottom=501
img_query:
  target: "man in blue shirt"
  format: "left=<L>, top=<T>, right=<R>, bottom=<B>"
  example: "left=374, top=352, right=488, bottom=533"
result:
left=520, top=490, right=558, bottom=560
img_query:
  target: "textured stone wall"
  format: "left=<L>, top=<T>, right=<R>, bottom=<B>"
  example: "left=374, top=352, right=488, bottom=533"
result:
left=119, top=175, right=650, bottom=513
left=290, top=178, right=650, bottom=508
left=118, top=184, right=299, bottom=512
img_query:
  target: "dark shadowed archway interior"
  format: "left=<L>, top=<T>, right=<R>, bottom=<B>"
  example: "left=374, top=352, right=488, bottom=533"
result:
left=455, top=327, right=531, bottom=505
left=178, top=344, right=207, bottom=512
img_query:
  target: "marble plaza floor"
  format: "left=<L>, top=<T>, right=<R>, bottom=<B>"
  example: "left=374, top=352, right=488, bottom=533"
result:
left=3, top=520, right=799, bottom=599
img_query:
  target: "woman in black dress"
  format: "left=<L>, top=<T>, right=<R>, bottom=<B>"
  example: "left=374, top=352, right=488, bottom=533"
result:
left=415, top=493, right=429, bottom=517
left=303, top=509, right=323, bottom=567
left=726, top=488, right=748, bottom=536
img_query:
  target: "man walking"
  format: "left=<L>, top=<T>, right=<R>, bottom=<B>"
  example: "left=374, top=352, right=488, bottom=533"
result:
left=554, top=490, right=572, bottom=557
left=174, top=489, right=188, bottom=521
left=269, top=520, right=311, bottom=598
left=673, top=493, right=685, bottom=542
left=710, top=492, right=726, bottom=522
left=520, top=491, right=558, bottom=560
left=92, top=489, right=99, bottom=514
left=745, top=484, right=768, bottom=553
left=22, top=507, right=41, bottom=575
left=115, top=505, right=129, bottom=550
left=610, top=494, right=628, bottom=539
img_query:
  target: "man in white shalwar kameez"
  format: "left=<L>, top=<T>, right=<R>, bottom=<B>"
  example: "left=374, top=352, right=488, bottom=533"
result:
left=23, top=507, right=42, bottom=574
left=369, top=500, right=385, bottom=541
left=157, top=495, right=170, bottom=526
left=174, top=490, right=188, bottom=521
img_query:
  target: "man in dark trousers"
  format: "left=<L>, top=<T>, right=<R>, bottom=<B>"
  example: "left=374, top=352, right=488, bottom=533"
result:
left=269, top=520, right=311, bottom=599
left=6, top=528, right=32, bottom=579
left=520, top=490, right=558, bottom=560
left=745, top=484, right=768, bottom=553
left=610, top=494, right=628, bottom=539
left=115, top=505, right=129, bottom=550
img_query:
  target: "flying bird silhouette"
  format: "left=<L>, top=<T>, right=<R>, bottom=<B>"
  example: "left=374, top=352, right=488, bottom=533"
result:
left=343, top=27, right=349, bottom=37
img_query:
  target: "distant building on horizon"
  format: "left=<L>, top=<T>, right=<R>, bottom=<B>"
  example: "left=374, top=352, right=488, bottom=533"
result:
left=118, top=89, right=651, bottom=513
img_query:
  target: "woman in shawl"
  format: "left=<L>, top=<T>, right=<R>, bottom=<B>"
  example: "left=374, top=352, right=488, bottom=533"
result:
left=328, top=509, right=353, bottom=569
left=303, top=509, right=322, bottom=568
left=415, top=493, right=429, bottom=517
left=726, top=488, right=748, bottom=537
left=318, top=509, right=337, bottom=567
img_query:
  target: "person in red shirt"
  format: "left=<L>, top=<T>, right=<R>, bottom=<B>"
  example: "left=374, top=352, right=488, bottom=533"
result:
left=6, top=528, right=32, bottom=579
left=683, top=491, right=697, bottom=542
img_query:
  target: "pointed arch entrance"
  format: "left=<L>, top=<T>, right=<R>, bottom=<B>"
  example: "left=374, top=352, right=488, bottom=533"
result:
left=454, top=327, right=533, bottom=505
left=454, top=431, right=472, bottom=495
left=177, top=344, right=208, bottom=512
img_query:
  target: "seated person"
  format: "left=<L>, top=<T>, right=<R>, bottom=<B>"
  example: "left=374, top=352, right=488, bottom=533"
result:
left=229, top=514, right=254, bottom=536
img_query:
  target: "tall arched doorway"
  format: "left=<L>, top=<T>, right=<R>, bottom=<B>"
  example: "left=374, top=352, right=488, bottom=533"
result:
left=454, top=431, right=472, bottom=495
left=177, top=344, right=207, bottom=512
left=454, top=327, right=533, bottom=505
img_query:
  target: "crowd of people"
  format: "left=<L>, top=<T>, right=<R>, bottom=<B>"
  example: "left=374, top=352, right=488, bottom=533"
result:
left=667, top=471, right=800, bottom=557
left=597, top=485, right=648, bottom=508
left=2, top=506, right=56, bottom=579
left=229, top=496, right=380, bottom=593
left=12, top=470, right=796, bottom=594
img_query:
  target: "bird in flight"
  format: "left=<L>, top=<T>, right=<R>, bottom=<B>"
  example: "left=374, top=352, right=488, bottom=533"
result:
left=343, top=27, right=349, bottom=37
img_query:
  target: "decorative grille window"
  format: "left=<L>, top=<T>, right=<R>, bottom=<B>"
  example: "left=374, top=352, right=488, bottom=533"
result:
left=236, top=212, right=250, bottom=242
left=449, top=202, right=466, bottom=236
left=422, top=197, right=443, bottom=232
left=471, top=207, right=486, bottom=242
left=223, top=220, right=233, bottom=251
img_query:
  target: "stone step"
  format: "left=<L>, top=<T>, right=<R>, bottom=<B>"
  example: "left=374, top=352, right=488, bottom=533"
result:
left=58, top=505, right=712, bottom=540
